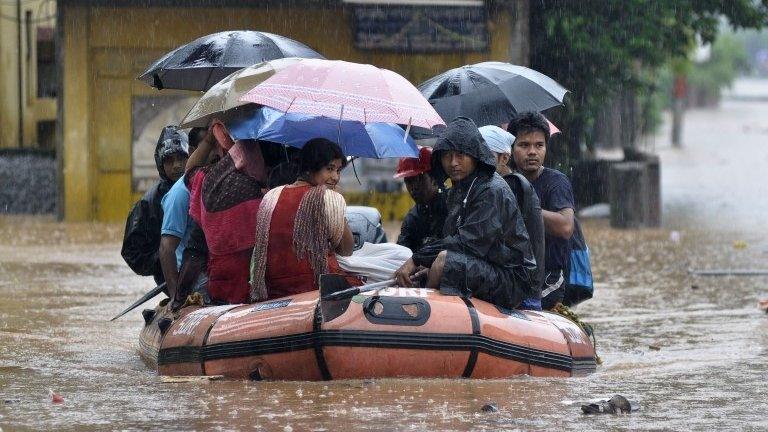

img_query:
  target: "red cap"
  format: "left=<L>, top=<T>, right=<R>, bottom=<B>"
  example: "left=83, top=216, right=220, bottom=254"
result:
left=394, top=147, right=432, bottom=179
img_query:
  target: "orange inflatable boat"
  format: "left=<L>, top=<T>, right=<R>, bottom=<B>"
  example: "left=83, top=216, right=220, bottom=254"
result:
left=139, top=287, right=597, bottom=380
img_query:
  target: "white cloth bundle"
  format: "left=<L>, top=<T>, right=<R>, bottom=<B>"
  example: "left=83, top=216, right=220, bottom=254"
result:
left=336, top=242, right=412, bottom=283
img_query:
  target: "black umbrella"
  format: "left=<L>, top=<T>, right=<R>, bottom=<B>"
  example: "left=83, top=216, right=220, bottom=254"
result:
left=138, top=30, right=325, bottom=91
left=418, top=62, right=568, bottom=127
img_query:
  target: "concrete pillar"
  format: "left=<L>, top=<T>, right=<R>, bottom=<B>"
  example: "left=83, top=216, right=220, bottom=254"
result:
left=609, top=160, right=661, bottom=229
left=609, top=162, right=646, bottom=228
left=60, top=6, right=92, bottom=221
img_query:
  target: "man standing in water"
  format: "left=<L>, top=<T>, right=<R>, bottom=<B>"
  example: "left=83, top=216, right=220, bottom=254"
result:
left=393, top=117, right=537, bottom=310
left=508, top=112, right=575, bottom=310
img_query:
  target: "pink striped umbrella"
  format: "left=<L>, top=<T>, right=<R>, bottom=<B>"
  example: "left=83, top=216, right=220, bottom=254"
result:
left=239, top=59, right=445, bottom=129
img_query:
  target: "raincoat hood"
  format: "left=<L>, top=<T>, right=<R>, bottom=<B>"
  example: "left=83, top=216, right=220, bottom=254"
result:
left=154, top=126, right=189, bottom=181
left=430, top=117, right=496, bottom=182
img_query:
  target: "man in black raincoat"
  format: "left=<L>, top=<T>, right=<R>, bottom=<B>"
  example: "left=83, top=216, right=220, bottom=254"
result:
left=394, top=117, right=538, bottom=310
left=121, top=126, right=188, bottom=284
left=479, top=125, right=545, bottom=310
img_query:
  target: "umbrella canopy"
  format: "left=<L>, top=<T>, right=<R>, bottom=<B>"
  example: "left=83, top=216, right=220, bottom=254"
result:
left=138, top=31, right=324, bottom=91
left=227, top=107, right=419, bottom=159
left=179, top=57, right=304, bottom=128
left=418, top=61, right=568, bottom=127
left=239, top=59, right=445, bottom=129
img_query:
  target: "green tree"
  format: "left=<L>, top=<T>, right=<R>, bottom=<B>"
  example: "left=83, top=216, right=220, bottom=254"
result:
left=688, top=33, right=749, bottom=104
left=529, top=0, right=768, bottom=162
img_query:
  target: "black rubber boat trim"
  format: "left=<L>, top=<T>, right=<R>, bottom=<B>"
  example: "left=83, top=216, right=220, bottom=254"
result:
left=461, top=298, right=480, bottom=378
left=158, top=330, right=597, bottom=374
left=312, top=301, right=332, bottom=380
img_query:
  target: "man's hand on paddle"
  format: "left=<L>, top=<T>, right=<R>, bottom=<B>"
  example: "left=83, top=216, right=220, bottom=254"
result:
left=394, top=258, right=418, bottom=287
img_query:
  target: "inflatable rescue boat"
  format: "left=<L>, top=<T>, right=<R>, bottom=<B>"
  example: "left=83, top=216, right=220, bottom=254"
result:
left=139, top=287, right=597, bottom=380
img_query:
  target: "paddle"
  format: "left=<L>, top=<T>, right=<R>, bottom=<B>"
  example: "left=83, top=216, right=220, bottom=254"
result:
left=321, top=278, right=396, bottom=301
left=110, top=282, right=167, bottom=321
left=319, top=269, right=428, bottom=322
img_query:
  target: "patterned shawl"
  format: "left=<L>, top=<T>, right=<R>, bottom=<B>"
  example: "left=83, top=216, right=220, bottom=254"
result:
left=249, top=184, right=346, bottom=302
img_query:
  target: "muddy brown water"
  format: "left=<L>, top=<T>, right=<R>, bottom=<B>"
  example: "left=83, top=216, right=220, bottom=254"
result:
left=3, top=98, right=768, bottom=431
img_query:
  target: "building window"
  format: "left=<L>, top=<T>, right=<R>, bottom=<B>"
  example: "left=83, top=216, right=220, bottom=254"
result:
left=37, top=27, right=56, bottom=99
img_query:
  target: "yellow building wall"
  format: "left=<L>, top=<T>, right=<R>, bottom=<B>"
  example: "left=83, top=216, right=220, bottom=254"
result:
left=61, top=4, right=521, bottom=221
left=0, top=1, right=57, bottom=150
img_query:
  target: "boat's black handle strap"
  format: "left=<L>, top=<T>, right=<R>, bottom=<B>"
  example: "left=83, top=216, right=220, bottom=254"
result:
left=313, top=301, right=333, bottom=380
left=461, top=297, right=480, bottom=378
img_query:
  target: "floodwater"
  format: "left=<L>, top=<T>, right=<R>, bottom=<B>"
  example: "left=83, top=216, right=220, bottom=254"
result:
left=2, top=90, right=768, bottom=431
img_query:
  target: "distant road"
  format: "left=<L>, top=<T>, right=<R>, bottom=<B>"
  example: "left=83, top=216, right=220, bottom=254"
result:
left=655, top=77, right=768, bottom=232
left=722, top=76, right=768, bottom=101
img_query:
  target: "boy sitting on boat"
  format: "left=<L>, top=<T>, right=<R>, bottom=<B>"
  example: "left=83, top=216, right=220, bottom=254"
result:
left=508, top=112, right=576, bottom=310
left=393, top=117, right=539, bottom=310
left=121, top=126, right=189, bottom=286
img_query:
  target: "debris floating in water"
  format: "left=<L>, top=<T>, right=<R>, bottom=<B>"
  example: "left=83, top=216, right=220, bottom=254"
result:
left=480, top=402, right=499, bottom=413
left=759, top=299, right=768, bottom=312
left=733, top=240, right=748, bottom=250
left=648, top=344, right=661, bottom=351
left=581, top=395, right=635, bottom=414
left=49, top=389, right=64, bottom=404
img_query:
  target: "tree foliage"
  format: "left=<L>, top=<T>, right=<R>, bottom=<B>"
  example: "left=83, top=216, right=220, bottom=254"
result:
left=688, top=33, right=749, bottom=101
left=529, top=0, right=768, bottom=160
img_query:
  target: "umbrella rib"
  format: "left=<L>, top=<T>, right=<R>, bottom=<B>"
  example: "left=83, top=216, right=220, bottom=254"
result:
left=285, top=96, right=297, bottom=113
left=499, top=75, right=561, bottom=111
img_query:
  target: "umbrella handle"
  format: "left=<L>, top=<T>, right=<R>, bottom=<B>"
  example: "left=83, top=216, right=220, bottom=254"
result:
left=403, top=117, right=412, bottom=142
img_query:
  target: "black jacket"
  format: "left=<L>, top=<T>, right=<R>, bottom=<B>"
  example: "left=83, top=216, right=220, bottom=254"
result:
left=503, top=172, right=545, bottom=295
left=397, top=190, right=447, bottom=253
left=121, top=126, right=188, bottom=284
left=412, top=118, right=537, bottom=309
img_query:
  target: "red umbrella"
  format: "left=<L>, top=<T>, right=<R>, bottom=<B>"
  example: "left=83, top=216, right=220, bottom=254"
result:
left=547, top=118, right=561, bottom=135
left=239, top=59, right=445, bottom=129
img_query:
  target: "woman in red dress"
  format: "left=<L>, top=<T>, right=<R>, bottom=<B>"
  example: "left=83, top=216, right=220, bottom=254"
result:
left=187, top=119, right=268, bottom=305
left=249, top=139, right=359, bottom=302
